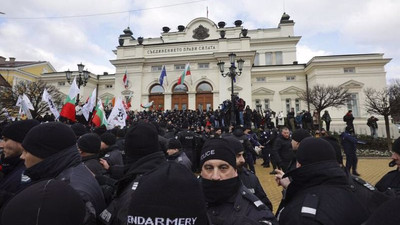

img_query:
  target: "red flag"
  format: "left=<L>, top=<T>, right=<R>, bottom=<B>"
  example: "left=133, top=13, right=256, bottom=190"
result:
left=123, top=70, right=128, bottom=88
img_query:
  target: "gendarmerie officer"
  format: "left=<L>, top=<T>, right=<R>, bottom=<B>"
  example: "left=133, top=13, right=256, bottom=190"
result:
left=276, top=137, right=370, bottom=225
left=376, top=137, right=400, bottom=196
left=199, top=138, right=278, bottom=225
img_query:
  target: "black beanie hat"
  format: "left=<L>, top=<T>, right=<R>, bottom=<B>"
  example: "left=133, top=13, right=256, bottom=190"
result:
left=200, top=138, right=236, bottom=169
left=22, top=122, right=77, bottom=159
left=292, top=128, right=311, bottom=143
left=78, top=133, right=101, bottom=154
left=125, top=121, right=160, bottom=160
left=128, top=162, right=208, bottom=225
left=167, top=138, right=182, bottom=149
left=296, top=137, right=337, bottom=166
left=100, top=132, right=116, bottom=146
left=1, top=179, right=86, bottom=225
left=71, top=123, right=87, bottom=137
left=392, top=137, right=400, bottom=155
left=223, top=136, right=244, bottom=154
left=1, top=119, right=39, bottom=143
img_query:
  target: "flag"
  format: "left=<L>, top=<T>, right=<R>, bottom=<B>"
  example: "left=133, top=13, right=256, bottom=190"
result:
left=107, top=97, right=127, bottom=129
left=177, top=63, right=191, bottom=85
left=42, top=89, right=60, bottom=120
left=60, top=77, right=80, bottom=122
left=159, top=65, right=167, bottom=86
left=16, top=95, right=33, bottom=119
left=105, top=96, right=110, bottom=107
left=68, top=77, right=80, bottom=100
left=123, top=70, right=128, bottom=89
left=82, top=88, right=96, bottom=121
left=92, top=99, right=107, bottom=127
left=22, top=94, right=34, bottom=110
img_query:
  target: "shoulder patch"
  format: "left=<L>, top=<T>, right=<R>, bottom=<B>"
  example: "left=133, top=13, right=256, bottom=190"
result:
left=353, top=176, right=376, bottom=191
left=301, top=193, right=319, bottom=218
left=241, top=188, right=267, bottom=210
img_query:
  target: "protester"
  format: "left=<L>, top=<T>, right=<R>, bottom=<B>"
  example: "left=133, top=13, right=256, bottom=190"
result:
left=270, top=127, right=292, bottom=173
left=367, top=116, right=379, bottom=138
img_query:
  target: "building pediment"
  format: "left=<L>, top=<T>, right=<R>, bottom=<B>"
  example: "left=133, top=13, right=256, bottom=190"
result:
left=279, top=86, right=304, bottom=95
left=100, top=92, right=114, bottom=99
left=252, top=87, right=275, bottom=95
left=340, top=80, right=364, bottom=89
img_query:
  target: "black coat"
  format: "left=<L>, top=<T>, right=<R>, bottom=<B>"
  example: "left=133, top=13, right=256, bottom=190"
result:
left=82, top=155, right=106, bottom=177
left=376, top=169, right=400, bottom=196
left=0, top=156, right=28, bottom=207
left=24, top=146, right=106, bottom=220
left=277, top=161, right=370, bottom=225
left=238, top=167, right=273, bottom=211
left=101, top=145, right=124, bottom=167
left=271, top=135, right=293, bottom=170
left=206, top=184, right=278, bottom=225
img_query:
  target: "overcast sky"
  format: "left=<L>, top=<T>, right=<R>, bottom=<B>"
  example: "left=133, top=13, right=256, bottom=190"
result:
left=0, top=0, right=399, bottom=82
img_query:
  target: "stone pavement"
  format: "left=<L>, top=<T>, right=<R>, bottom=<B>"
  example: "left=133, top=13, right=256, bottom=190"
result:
left=255, top=158, right=394, bottom=213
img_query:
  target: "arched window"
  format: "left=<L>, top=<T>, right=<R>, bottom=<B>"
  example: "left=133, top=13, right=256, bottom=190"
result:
left=196, top=82, right=212, bottom=92
left=150, top=84, right=164, bottom=94
left=173, top=84, right=188, bottom=93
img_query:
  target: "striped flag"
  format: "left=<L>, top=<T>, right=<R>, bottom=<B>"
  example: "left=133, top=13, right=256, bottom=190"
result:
left=123, top=70, right=128, bottom=88
left=159, top=65, right=167, bottom=86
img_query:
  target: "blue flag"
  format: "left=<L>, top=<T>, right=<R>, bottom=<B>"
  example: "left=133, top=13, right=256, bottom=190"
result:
left=159, top=65, right=167, bottom=86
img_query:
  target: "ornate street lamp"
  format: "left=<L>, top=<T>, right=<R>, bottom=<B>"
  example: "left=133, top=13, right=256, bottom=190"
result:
left=65, top=63, right=90, bottom=105
left=217, top=53, right=244, bottom=126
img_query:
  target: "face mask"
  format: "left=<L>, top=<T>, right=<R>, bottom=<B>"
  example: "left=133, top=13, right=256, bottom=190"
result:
left=202, top=176, right=240, bottom=205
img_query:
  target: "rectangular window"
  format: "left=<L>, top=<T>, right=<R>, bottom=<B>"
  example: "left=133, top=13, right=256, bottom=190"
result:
left=286, top=76, right=296, bottom=81
left=174, top=64, right=185, bottom=70
left=265, top=52, right=272, bottom=65
left=198, top=104, right=203, bottom=111
left=58, top=82, right=65, bottom=86
left=151, top=66, right=162, bottom=72
left=344, top=67, right=355, bottom=73
left=105, top=84, right=113, bottom=89
left=174, top=104, right=179, bottom=110
left=275, top=51, right=283, bottom=65
left=256, top=77, right=266, bottom=82
left=254, top=53, right=260, bottom=66
left=198, top=63, right=209, bottom=69
left=182, top=104, right=187, bottom=110
left=286, top=98, right=291, bottom=114
left=295, top=99, right=300, bottom=113
left=264, top=99, right=270, bottom=110
left=206, top=104, right=211, bottom=111
left=347, top=94, right=359, bottom=117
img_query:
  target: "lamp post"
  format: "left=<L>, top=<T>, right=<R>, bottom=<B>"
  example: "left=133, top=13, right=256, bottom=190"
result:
left=65, top=63, right=90, bottom=105
left=217, top=53, right=244, bottom=126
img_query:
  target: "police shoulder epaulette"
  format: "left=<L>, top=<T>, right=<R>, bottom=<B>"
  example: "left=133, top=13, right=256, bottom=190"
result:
left=301, top=193, right=319, bottom=219
left=353, top=176, right=376, bottom=191
left=241, top=187, right=267, bottom=210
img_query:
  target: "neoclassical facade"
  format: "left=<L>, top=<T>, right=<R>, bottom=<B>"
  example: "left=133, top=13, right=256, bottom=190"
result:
left=41, top=13, right=395, bottom=136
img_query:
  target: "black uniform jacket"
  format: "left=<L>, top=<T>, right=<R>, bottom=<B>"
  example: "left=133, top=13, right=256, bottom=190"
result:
left=277, top=161, right=369, bottom=225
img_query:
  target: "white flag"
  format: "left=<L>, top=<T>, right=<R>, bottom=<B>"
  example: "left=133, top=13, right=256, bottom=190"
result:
left=16, top=95, right=33, bottom=119
left=23, top=94, right=34, bottom=110
left=106, top=97, right=127, bottom=129
left=42, top=89, right=60, bottom=119
left=68, top=77, right=80, bottom=100
left=82, top=88, right=97, bottom=121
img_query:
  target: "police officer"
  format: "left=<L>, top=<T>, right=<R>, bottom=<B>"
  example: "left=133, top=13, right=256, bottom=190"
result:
left=200, top=138, right=277, bottom=225
left=166, top=138, right=192, bottom=171
left=0, top=119, right=39, bottom=207
left=376, top=137, right=400, bottom=196
left=340, top=126, right=360, bottom=176
left=223, top=135, right=273, bottom=211
left=176, top=121, right=197, bottom=170
left=270, top=127, right=292, bottom=172
left=99, top=121, right=167, bottom=225
left=276, top=137, right=370, bottom=225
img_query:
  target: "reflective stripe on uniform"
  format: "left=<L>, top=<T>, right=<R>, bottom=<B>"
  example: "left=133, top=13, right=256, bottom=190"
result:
left=301, top=206, right=317, bottom=215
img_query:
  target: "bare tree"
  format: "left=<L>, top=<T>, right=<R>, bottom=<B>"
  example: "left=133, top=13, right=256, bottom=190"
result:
left=0, top=80, right=63, bottom=119
left=298, top=85, right=351, bottom=130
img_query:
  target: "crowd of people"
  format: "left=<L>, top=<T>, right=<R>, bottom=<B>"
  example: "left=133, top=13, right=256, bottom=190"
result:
left=0, top=105, right=399, bottom=225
